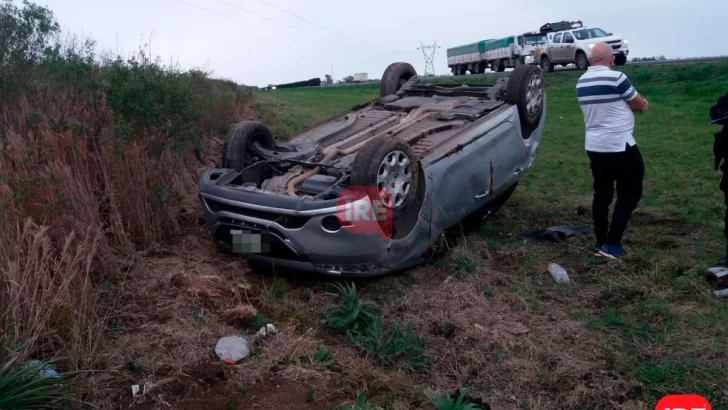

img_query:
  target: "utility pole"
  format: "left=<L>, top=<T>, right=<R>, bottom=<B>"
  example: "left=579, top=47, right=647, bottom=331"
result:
left=418, top=41, right=440, bottom=77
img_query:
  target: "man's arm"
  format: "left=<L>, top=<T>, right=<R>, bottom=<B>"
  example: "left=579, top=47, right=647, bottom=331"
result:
left=615, top=73, right=648, bottom=112
left=628, top=93, right=648, bottom=113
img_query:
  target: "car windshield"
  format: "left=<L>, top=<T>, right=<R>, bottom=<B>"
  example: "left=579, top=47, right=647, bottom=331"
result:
left=523, top=35, right=547, bottom=45
left=572, top=28, right=610, bottom=40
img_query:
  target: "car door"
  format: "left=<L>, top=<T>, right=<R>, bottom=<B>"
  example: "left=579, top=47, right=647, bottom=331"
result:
left=550, top=33, right=564, bottom=61
left=425, top=110, right=529, bottom=227
left=561, top=32, right=576, bottom=61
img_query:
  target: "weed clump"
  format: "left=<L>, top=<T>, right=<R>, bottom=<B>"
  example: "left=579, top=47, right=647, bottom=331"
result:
left=325, top=282, right=431, bottom=373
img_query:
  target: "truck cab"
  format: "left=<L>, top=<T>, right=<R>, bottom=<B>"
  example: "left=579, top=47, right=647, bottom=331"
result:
left=516, top=32, right=547, bottom=66
left=534, top=21, right=630, bottom=72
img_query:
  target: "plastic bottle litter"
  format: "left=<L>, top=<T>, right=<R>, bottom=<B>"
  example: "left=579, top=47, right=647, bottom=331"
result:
left=547, top=263, right=570, bottom=285
left=214, top=336, right=251, bottom=364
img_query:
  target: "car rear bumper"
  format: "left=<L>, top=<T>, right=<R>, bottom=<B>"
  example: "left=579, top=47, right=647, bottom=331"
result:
left=198, top=170, right=394, bottom=277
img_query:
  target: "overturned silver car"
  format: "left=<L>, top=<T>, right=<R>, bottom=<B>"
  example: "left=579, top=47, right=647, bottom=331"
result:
left=197, top=62, right=546, bottom=277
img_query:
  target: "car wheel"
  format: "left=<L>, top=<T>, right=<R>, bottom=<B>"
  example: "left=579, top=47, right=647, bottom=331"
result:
left=380, top=62, right=417, bottom=98
left=350, top=136, right=420, bottom=217
left=504, top=64, right=545, bottom=138
left=541, top=56, right=554, bottom=72
left=222, top=121, right=276, bottom=170
left=576, top=52, right=589, bottom=70
left=614, top=54, right=627, bottom=66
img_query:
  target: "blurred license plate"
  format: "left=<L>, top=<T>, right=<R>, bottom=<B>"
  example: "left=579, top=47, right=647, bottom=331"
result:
left=230, top=229, right=272, bottom=254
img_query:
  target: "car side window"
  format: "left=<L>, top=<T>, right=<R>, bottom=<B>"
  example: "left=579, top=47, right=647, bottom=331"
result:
left=563, top=33, right=574, bottom=43
left=552, top=33, right=562, bottom=43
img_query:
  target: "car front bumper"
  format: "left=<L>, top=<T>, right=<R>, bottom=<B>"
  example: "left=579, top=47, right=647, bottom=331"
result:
left=198, top=170, right=394, bottom=277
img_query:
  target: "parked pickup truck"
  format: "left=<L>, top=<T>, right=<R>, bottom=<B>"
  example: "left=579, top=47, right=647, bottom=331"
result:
left=534, top=20, right=630, bottom=72
left=197, top=62, right=546, bottom=277
left=447, top=32, right=547, bottom=75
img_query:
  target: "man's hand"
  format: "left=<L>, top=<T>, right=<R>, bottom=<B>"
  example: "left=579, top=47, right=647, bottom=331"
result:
left=640, top=98, right=648, bottom=112
left=628, top=94, right=648, bottom=113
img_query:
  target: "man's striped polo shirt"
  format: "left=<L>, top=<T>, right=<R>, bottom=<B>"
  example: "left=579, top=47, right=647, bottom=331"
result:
left=576, top=65, right=639, bottom=153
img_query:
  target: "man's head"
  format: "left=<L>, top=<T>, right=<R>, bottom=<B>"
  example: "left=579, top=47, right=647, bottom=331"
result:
left=589, top=42, right=615, bottom=67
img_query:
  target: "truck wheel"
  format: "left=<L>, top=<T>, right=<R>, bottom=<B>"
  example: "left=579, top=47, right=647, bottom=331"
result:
left=350, top=136, right=420, bottom=217
left=615, top=54, right=627, bottom=66
left=576, top=52, right=589, bottom=70
left=540, top=56, right=554, bottom=72
left=497, top=60, right=506, bottom=72
left=222, top=121, right=276, bottom=170
left=504, top=64, right=545, bottom=138
left=380, top=62, right=417, bottom=97
left=492, top=60, right=500, bottom=73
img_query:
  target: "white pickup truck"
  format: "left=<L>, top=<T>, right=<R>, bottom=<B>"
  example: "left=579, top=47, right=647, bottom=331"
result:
left=533, top=21, right=630, bottom=72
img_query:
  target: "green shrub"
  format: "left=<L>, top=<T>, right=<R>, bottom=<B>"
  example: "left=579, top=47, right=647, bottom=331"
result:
left=325, top=282, right=379, bottom=334
left=428, top=389, right=486, bottom=410
left=349, top=316, right=432, bottom=373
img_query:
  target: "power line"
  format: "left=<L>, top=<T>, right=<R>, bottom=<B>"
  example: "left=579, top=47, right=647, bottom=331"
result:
left=256, top=0, right=411, bottom=53
left=174, top=0, right=414, bottom=55
left=173, top=0, right=366, bottom=54
left=214, top=0, right=378, bottom=53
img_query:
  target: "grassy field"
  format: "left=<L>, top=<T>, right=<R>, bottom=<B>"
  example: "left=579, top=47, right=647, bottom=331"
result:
left=241, top=61, right=728, bottom=409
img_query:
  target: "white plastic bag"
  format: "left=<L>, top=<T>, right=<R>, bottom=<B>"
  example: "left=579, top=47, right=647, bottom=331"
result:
left=215, top=336, right=251, bottom=363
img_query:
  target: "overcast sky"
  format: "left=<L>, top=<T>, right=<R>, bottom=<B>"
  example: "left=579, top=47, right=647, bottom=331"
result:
left=38, top=0, right=728, bottom=87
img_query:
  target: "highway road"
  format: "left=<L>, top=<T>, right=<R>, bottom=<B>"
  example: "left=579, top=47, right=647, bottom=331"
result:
left=421, top=56, right=728, bottom=79
left=325, top=56, right=728, bottom=86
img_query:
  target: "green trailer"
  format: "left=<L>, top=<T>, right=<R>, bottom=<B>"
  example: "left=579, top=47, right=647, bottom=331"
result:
left=447, top=34, right=536, bottom=75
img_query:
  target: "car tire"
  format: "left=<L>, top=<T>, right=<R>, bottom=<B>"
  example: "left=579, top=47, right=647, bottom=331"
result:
left=350, top=135, right=420, bottom=217
left=222, top=121, right=276, bottom=170
left=541, top=56, right=554, bottom=72
left=380, top=62, right=417, bottom=98
left=504, top=64, right=545, bottom=138
left=576, top=51, right=589, bottom=70
left=615, top=54, right=627, bottom=66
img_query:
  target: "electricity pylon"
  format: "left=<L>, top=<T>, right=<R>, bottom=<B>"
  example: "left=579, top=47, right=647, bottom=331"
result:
left=418, top=41, right=440, bottom=77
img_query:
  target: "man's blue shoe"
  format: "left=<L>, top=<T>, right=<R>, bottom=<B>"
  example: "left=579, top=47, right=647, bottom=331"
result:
left=599, top=243, right=627, bottom=259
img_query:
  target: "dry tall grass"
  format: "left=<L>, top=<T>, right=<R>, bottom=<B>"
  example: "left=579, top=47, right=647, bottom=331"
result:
left=0, top=1, right=250, bottom=375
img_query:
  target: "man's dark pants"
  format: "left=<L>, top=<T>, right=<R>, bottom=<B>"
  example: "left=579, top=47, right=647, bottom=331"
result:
left=721, top=161, right=728, bottom=246
left=587, top=143, right=645, bottom=246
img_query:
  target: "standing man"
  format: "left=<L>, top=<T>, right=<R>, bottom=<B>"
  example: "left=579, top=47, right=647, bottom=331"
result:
left=710, top=91, right=728, bottom=265
left=576, top=42, right=649, bottom=258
